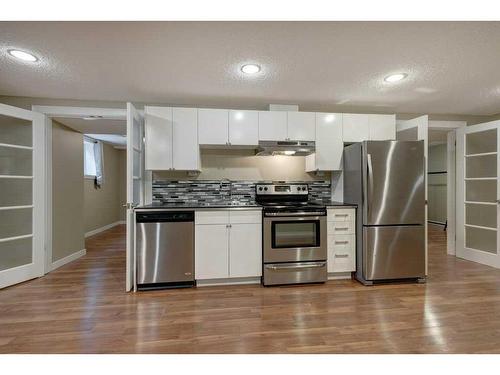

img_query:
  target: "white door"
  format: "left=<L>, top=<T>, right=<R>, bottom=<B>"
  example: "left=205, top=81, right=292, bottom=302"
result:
left=144, top=106, right=173, bottom=170
left=195, top=224, right=229, bottom=279
left=369, top=114, right=396, bottom=140
left=229, top=223, right=262, bottom=278
left=287, top=111, right=316, bottom=141
left=126, top=103, right=144, bottom=291
left=229, top=110, right=259, bottom=146
left=198, top=108, right=228, bottom=145
left=258, top=111, right=287, bottom=141
left=456, top=121, right=500, bottom=268
left=0, top=103, right=45, bottom=289
left=396, top=115, right=429, bottom=274
left=172, top=107, right=199, bottom=170
left=343, top=114, right=370, bottom=142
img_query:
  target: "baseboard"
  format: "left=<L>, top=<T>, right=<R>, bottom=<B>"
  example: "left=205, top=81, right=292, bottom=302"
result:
left=51, top=249, right=86, bottom=271
left=196, top=277, right=261, bottom=287
left=85, top=221, right=125, bottom=238
left=328, top=272, right=352, bottom=280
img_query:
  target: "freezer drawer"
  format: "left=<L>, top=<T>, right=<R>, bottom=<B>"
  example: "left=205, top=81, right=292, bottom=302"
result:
left=263, top=261, right=327, bottom=286
left=363, top=225, right=425, bottom=280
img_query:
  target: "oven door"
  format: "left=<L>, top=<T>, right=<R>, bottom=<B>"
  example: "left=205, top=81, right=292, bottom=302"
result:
left=263, top=214, right=327, bottom=263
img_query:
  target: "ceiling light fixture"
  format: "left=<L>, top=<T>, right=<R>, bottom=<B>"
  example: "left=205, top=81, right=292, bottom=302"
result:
left=83, top=115, right=103, bottom=121
left=384, top=73, right=408, bottom=83
left=241, top=64, right=261, bottom=75
left=283, top=150, right=296, bottom=156
left=7, top=49, right=38, bottom=62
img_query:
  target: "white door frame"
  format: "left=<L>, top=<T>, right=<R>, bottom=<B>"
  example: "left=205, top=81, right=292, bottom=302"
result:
left=428, top=121, right=466, bottom=256
left=0, top=103, right=46, bottom=288
left=31, top=105, right=127, bottom=274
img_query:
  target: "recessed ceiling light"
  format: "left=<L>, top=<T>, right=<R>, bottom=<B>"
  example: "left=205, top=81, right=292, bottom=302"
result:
left=241, top=64, right=261, bottom=75
left=283, top=150, right=296, bottom=156
left=7, top=49, right=38, bottom=62
left=83, top=115, right=103, bottom=121
left=384, top=73, right=408, bottom=83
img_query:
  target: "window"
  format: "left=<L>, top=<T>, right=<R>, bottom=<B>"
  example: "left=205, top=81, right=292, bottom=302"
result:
left=84, top=139, right=97, bottom=177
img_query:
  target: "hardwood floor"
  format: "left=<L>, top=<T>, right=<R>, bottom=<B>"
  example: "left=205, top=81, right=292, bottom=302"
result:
left=2, top=224, right=500, bottom=353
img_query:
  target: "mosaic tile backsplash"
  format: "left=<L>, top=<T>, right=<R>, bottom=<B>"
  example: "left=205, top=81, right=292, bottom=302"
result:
left=152, top=180, right=332, bottom=205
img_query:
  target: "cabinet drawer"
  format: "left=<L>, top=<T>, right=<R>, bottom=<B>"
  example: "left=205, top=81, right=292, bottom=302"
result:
left=328, top=244, right=356, bottom=273
left=328, top=221, right=355, bottom=235
left=327, top=208, right=355, bottom=222
left=229, top=210, right=262, bottom=224
left=328, top=234, right=355, bottom=251
left=195, top=210, right=230, bottom=225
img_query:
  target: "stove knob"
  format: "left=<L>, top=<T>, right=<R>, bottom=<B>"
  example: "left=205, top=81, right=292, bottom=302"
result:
left=258, top=187, right=263, bottom=191
left=264, top=187, right=268, bottom=191
left=296, top=186, right=301, bottom=191
left=302, top=187, right=307, bottom=191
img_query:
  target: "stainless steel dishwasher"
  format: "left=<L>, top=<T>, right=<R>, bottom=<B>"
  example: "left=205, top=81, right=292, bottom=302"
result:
left=136, top=211, right=195, bottom=290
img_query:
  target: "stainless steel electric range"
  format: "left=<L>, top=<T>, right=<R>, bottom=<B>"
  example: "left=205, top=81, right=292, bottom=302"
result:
left=256, top=183, right=327, bottom=286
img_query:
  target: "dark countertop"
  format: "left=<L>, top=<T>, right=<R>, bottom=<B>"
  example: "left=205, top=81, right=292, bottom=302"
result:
left=136, top=200, right=356, bottom=210
left=136, top=202, right=262, bottom=210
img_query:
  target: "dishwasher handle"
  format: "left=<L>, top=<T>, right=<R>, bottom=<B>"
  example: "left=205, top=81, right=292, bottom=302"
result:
left=136, top=211, right=194, bottom=223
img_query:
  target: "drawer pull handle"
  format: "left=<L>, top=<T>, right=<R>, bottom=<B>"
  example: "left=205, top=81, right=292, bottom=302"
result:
left=335, top=227, right=349, bottom=231
left=335, top=214, right=348, bottom=217
left=334, top=241, right=349, bottom=245
left=335, top=254, right=349, bottom=258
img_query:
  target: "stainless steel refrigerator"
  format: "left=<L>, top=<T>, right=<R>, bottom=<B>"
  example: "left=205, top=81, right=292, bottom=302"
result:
left=344, top=141, right=426, bottom=285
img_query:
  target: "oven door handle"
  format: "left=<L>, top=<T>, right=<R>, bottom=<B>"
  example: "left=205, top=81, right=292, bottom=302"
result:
left=264, top=211, right=326, bottom=217
left=265, top=262, right=326, bottom=271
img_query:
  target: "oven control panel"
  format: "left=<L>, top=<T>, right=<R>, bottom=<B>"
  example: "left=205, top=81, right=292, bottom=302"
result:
left=255, top=184, right=309, bottom=195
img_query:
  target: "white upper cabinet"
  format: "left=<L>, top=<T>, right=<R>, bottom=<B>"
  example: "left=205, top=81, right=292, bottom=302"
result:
left=369, top=114, right=396, bottom=140
left=198, top=108, right=229, bottom=145
left=342, top=113, right=370, bottom=142
left=258, top=111, right=287, bottom=141
left=144, top=106, right=173, bottom=170
left=306, top=113, right=343, bottom=171
left=287, top=111, right=315, bottom=141
left=172, top=107, right=200, bottom=171
left=145, top=106, right=199, bottom=171
left=229, top=110, right=259, bottom=146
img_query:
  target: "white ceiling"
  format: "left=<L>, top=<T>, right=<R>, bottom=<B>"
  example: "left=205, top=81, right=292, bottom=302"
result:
left=86, top=133, right=127, bottom=147
left=53, top=117, right=126, bottom=135
left=1, top=22, right=500, bottom=115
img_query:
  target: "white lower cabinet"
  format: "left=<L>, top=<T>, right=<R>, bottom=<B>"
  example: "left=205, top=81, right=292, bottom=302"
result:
left=195, top=224, right=229, bottom=279
left=195, top=210, right=262, bottom=281
left=327, top=208, right=356, bottom=274
left=229, top=223, right=261, bottom=278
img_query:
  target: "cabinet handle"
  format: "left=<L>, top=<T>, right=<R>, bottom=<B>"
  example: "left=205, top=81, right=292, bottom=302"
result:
left=334, top=241, right=349, bottom=245
left=335, top=227, right=349, bottom=231
left=335, top=214, right=348, bottom=217
left=334, top=254, right=349, bottom=258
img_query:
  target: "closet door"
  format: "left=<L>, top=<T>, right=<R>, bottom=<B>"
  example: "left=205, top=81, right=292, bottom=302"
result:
left=0, top=103, right=45, bottom=289
left=456, top=121, right=500, bottom=268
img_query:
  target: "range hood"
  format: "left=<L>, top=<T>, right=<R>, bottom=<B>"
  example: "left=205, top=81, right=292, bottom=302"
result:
left=256, top=140, right=315, bottom=156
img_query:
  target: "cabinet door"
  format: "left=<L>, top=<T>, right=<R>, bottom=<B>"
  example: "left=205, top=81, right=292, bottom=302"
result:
left=172, top=107, right=200, bottom=170
left=198, top=108, right=229, bottom=145
left=258, top=111, right=287, bottom=141
left=369, top=114, right=396, bottom=140
left=229, top=223, right=262, bottom=278
left=287, top=111, right=315, bottom=141
left=195, top=224, right=229, bottom=279
left=144, top=106, right=172, bottom=170
left=229, top=110, right=258, bottom=146
left=315, top=113, right=343, bottom=170
left=343, top=113, right=369, bottom=142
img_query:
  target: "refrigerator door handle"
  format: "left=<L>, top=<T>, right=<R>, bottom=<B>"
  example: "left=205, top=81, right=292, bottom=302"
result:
left=366, top=153, right=373, bottom=219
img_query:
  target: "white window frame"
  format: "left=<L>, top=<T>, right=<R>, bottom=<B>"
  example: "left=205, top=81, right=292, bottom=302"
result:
left=83, top=136, right=104, bottom=180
